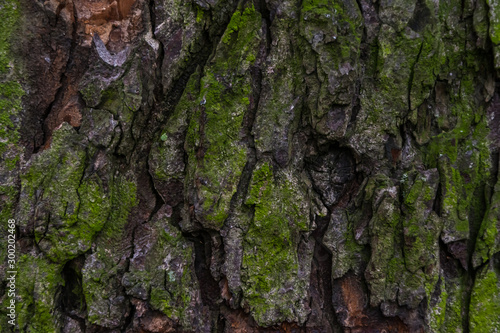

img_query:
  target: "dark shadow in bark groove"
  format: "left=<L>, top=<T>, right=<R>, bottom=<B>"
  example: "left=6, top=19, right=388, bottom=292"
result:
left=60, top=254, right=87, bottom=331
left=61, top=255, right=87, bottom=316
left=182, top=230, right=222, bottom=330
left=439, top=238, right=470, bottom=332
left=192, top=231, right=220, bottom=307
left=305, top=144, right=360, bottom=332
left=309, top=213, right=341, bottom=333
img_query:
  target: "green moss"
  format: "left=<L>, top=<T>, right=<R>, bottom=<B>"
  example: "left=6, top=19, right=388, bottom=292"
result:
left=375, top=26, right=422, bottom=111
left=401, top=170, right=442, bottom=275
left=486, top=0, right=500, bottom=45
left=469, top=266, right=500, bottom=332
left=429, top=285, right=448, bottom=332
left=120, top=215, right=199, bottom=329
left=14, top=255, right=63, bottom=332
left=423, top=72, right=491, bottom=245
left=100, top=85, right=127, bottom=115
left=0, top=0, right=20, bottom=74
left=442, top=275, right=466, bottom=333
left=299, top=0, right=362, bottom=121
left=243, top=163, right=301, bottom=295
left=196, top=7, right=204, bottom=23
left=241, top=162, right=311, bottom=325
left=150, top=288, right=174, bottom=317
left=81, top=176, right=136, bottom=327
left=150, top=69, right=201, bottom=183
left=409, top=30, right=443, bottom=115
left=358, top=175, right=439, bottom=307
left=184, top=5, right=262, bottom=229
left=301, top=0, right=333, bottom=16
left=440, top=160, right=469, bottom=235
left=404, top=178, right=424, bottom=208
left=0, top=0, right=24, bottom=238
left=185, top=71, right=250, bottom=228
left=348, top=21, right=426, bottom=157
left=386, top=256, right=404, bottom=284
left=301, top=0, right=361, bottom=38
left=103, top=176, right=137, bottom=237
left=81, top=66, right=141, bottom=115
left=17, top=123, right=138, bottom=265
left=474, top=210, right=499, bottom=264
left=473, top=0, right=489, bottom=44
left=18, top=125, right=114, bottom=262
left=0, top=81, right=23, bottom=155
left=222, top=5, right=256, bottom=44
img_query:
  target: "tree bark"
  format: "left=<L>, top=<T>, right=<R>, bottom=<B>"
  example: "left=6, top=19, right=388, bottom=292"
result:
left=1, top=0, right=500, bottom=331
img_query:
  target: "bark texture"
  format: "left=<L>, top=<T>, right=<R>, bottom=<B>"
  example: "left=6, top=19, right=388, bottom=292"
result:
left=1, top=0, right=500, bottom=331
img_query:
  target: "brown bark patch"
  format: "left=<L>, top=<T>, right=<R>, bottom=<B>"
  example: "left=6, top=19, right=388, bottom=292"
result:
left=334, top=273, right=410, bottom=333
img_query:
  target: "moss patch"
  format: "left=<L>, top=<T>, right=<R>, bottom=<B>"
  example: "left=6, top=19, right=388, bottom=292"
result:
left=469, top=264, right=500, bottom=332
left=473, top=170, right=500, bottom=266
left=18, top=125, right=114, bottom=262
left=15, top=255, right=64, bottom=332
left=241, top=162, right=311, bottom=326
left=81, top=175, right=136, bottom=327
left=184, top=3, right=262, bottom=229
left=0, top=0, right=24, bottom=260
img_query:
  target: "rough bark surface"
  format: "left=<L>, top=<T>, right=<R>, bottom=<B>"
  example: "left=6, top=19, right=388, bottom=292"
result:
left=1, top=0, right=500, bottom=332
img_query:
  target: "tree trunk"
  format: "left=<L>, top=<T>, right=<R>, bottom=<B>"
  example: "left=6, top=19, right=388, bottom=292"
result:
left=1, top=0, right=500, bottom=331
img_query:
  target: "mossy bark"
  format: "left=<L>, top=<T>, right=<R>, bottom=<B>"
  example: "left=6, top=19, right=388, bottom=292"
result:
left=1, top=0, right=500, bottom=331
